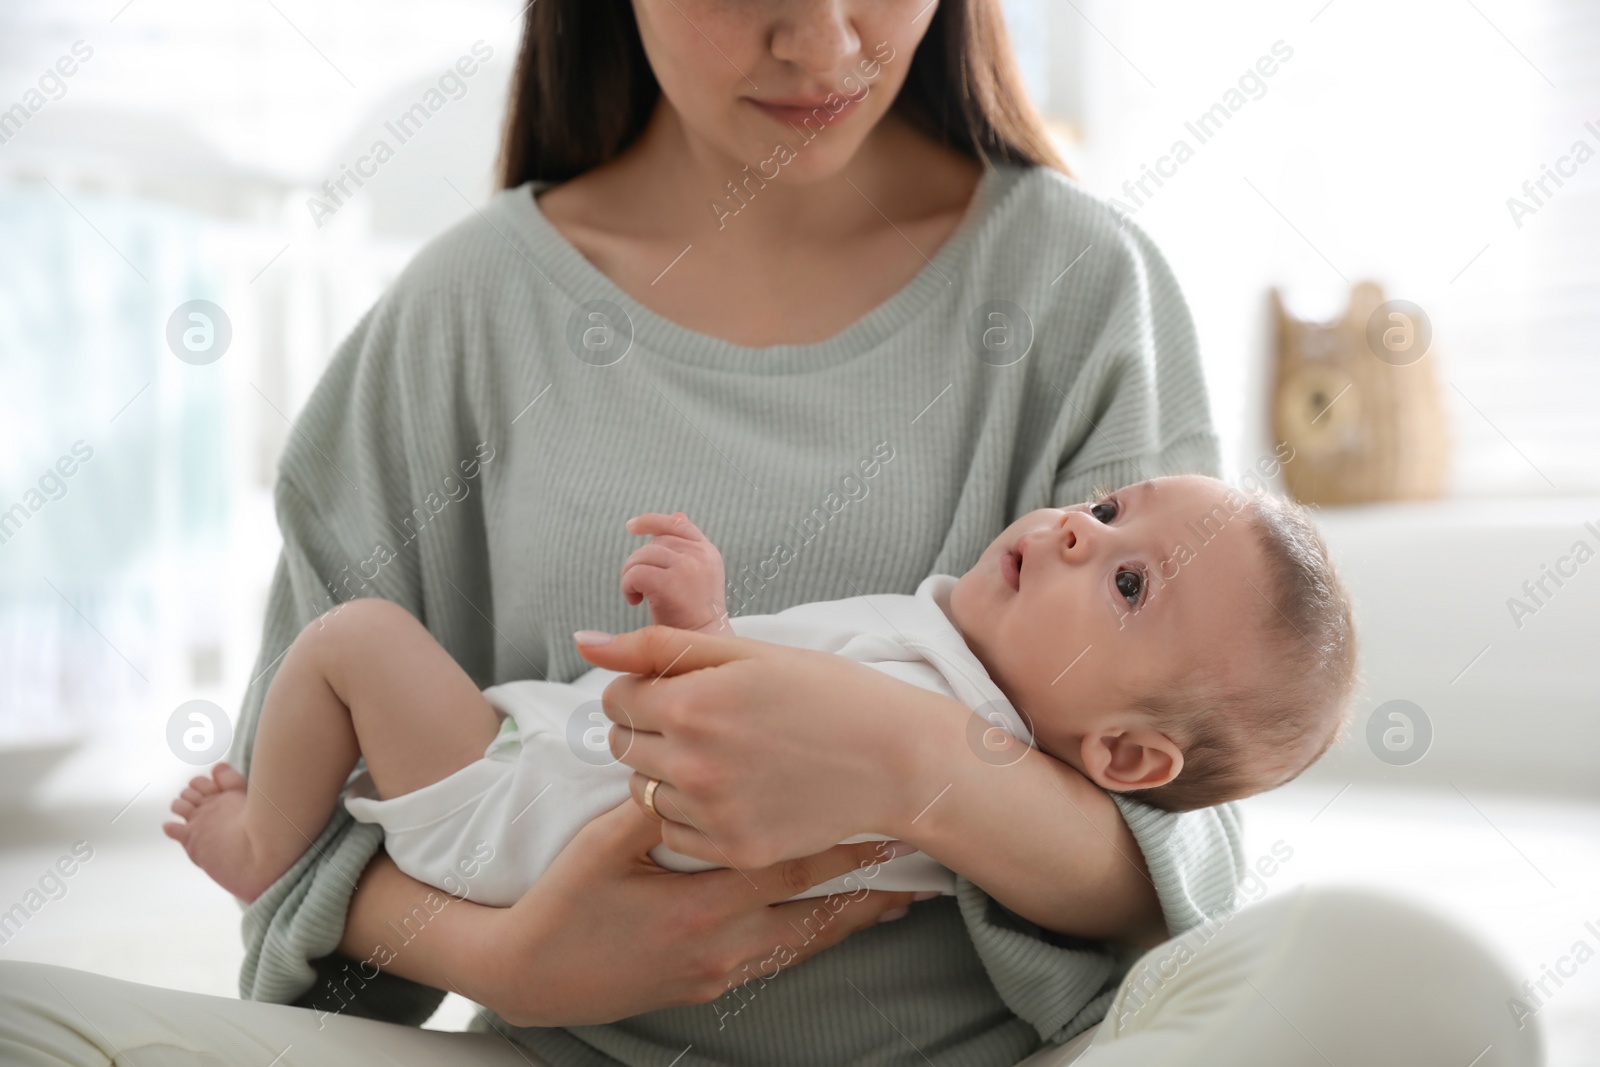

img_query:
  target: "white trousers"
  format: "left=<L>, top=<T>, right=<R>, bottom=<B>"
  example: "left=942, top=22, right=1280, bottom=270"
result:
left=0, top=886, right=1541, bottom=1066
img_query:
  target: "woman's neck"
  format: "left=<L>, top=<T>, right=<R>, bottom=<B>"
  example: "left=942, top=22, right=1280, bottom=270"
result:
left=578, top=99, right=982, bottom=252
left=531, top=98, right=986, bottom=348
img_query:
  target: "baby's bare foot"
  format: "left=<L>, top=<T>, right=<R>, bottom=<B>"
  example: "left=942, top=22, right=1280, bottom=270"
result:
left=162, top=763, right=282, bottom=904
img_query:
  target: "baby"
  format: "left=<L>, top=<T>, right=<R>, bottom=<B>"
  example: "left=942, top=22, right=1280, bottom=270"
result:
left=166, top=474, right=1356, bottom=906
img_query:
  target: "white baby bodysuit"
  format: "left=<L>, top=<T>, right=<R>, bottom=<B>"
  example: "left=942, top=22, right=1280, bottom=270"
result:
left=343, top=574, right=1035, bottom=906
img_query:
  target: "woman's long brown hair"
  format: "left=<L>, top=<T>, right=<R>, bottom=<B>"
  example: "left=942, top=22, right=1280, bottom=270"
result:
left=496, top=0, right=1068, bottom=189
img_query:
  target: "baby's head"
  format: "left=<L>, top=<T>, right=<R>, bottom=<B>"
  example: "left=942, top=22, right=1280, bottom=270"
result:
left=948, top=475, right=1356, bottom=812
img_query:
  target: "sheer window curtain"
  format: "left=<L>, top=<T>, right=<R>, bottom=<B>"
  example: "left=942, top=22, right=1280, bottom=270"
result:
left=0, top=0, right=515, bottom=801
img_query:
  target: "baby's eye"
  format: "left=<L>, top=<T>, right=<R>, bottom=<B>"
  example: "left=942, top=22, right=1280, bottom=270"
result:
left=1115, top=567, right=1144, bottom=605
left=1090, top=499, right=1119, bottom=524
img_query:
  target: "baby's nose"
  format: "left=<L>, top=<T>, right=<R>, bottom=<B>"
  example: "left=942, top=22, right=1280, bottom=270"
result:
left=1055, top=511, right=1092, bottom=555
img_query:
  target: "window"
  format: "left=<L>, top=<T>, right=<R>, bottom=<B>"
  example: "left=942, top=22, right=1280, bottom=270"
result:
left=0, top=0, right=518, bottom=796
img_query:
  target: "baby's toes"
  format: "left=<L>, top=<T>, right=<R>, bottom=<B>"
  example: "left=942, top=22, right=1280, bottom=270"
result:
left=181, top=786, right=207, bottom=806
left=170, top=796, right=196, bottom=819
left=212, top=763, right=246, bottom=791
left=162, top=821, right=190, bottom=843
left=189, top=774, right=219, bottom=796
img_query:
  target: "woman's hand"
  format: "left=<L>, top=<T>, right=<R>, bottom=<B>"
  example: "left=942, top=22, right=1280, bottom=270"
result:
left=342, top=802, right=916, bottom=1027
left=576, top=625, right=1168, bottom=944
left=465, top=801, right=917, bottom=1026
left=578, top=625, right=931, bottom=869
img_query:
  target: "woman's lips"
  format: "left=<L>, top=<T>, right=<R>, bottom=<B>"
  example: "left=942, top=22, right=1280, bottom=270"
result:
left=746, top=95, right=861, bottom=129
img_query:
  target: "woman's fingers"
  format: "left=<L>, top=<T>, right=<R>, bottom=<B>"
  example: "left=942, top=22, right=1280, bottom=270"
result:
left=739, top=837, right=920, bottom=905
left=627, top=773, right=708, bottom=841
left=621, top=771, right=741, bottom=864
left=658, top=817, right=729, bottom=865
left=748, top=888, right=920, bottom=972
left=585, top=628, right=756, bottom=732
left=581, top=625, right=753, bottom=683
left=614, top=729, right=671, bottom=780
left=732, top=844, right=925, bottom=978
left=623, top=769, right=902, bottom=880
left=584, top=798, right=667, bottom=865
left=529, top=797, right=918, bottom=1016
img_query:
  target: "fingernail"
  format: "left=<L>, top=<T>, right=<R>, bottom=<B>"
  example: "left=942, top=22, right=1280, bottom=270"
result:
left=878, top=839, right=918, bottom=860
left=912, top=891, right=940, bottom=902
left=877, top=906, right=909, bottom=923
left=574, top=630, right=614, bottom=646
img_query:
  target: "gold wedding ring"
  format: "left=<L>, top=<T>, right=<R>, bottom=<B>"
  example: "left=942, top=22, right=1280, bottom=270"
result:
left=643, top=776, right=663, bottom=819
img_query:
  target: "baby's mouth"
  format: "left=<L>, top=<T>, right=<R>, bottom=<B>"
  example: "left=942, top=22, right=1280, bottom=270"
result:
left=1001, top=547, right=1022, bottom=591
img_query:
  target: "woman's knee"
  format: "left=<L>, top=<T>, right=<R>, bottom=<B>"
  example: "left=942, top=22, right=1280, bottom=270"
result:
left=0, top=960, right=46, bottom=1025
left=1098, top=885, right=1542, bottom=1066
left=0, top=961, right=104, bottom=1065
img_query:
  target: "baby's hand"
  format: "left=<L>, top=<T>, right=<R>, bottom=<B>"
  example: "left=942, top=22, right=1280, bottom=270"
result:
left=621, top=512, right=731, bottom=635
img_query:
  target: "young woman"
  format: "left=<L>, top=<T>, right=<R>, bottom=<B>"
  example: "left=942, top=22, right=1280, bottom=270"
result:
left=0, top=2, right=1536, bottom=1064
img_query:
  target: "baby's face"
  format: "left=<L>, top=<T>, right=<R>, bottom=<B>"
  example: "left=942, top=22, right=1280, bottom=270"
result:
left=948, top=475, right=1270, bottom=780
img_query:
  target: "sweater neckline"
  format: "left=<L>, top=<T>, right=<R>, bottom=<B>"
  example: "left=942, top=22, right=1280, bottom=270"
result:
left=497, top=161, right=1025, bottom=374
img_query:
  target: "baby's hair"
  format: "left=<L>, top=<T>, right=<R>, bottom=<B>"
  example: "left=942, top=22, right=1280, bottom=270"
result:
left=1135, top=490, right=1358, bottom=813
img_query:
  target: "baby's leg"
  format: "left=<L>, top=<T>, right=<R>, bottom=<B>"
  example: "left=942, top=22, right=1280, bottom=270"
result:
left=163, top=598, right=501, bottom=902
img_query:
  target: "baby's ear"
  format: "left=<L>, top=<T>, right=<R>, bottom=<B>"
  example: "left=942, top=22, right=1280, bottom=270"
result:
left=1078, top=727, right=1184, bottom=793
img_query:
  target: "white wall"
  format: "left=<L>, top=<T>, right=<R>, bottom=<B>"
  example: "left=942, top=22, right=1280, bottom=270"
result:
left=1055, top=0, right=1600, bottom=497
left=1310, top=498, right=1600, bottom=795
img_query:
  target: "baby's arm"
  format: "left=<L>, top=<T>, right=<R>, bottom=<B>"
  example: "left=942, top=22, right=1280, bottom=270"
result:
left=163, top=598, right=501, bottom=902
left=620, top=512, right=733, bottom=636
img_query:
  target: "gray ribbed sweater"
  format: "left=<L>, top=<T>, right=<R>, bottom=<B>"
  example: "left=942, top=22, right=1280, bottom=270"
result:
left=228, top=161, right=1244, bottom=1066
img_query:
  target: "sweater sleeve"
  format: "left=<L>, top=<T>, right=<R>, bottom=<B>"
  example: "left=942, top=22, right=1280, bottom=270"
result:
left=953, top=795, right=1245, bottom=1045
left=954, top=203, right=1248, bottom=1046
left=1046, top=211, right=1222, bottom=507
left=227, top=282, right=498, bottom=1022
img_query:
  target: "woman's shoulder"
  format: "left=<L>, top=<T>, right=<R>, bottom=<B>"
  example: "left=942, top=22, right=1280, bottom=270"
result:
left=970, top=161, right=1193, bottom=345
left=984, top=161, right=1172, bottom=277
left=376, top=184, right=559, bottom=319
left=301, top=187, right=556, bottom=430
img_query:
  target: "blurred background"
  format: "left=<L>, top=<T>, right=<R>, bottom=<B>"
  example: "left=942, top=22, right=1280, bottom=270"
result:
left=1, top=0, right=1595, bottom=1059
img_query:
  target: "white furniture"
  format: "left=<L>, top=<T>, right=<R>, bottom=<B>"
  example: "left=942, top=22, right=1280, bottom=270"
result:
left=1310, top=496, right=1600, bottom=794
